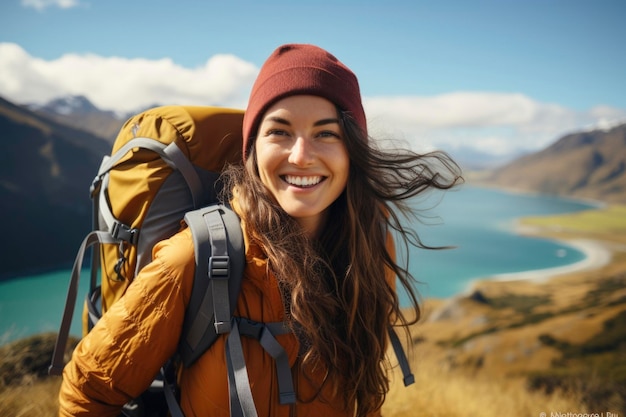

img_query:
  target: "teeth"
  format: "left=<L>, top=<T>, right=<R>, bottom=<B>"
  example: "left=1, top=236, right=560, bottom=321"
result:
left=284, top=175, right=322, bottom=187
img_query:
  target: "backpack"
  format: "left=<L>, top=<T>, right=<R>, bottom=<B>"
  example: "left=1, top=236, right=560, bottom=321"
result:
left=48, top=105, right=414, bottom=417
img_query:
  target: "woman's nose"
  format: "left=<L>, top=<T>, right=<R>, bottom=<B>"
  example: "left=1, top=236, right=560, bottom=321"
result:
left=288, top=136, right=315, bottom=166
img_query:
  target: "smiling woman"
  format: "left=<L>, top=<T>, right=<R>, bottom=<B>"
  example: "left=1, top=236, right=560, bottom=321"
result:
left=58, top=43, right=463, bottom=417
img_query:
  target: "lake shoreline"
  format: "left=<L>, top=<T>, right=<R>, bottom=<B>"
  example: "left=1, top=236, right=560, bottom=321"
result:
left=453, top=202, right=626, bottom=299
left=488, top=233, right=612, bottom=283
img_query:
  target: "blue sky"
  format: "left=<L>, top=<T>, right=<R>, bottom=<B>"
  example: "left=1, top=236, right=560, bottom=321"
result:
left=1, top=0, right=625, bottom=161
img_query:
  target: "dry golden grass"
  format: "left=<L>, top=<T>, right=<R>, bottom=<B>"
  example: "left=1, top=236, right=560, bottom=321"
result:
left=1, top=353, right=582, bottom=417
left=383, top=358, right=582, bottom=417
left=0, top=378, right=61, bottom=417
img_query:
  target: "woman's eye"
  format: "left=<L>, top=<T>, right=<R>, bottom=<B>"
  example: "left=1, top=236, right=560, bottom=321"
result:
left=317, top=130, right=341, bottom=139
left=267, top=129, right=289, bottom=136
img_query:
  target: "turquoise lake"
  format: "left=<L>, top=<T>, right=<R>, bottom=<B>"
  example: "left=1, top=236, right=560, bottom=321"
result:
left=0, top=185, right=596, bottom=344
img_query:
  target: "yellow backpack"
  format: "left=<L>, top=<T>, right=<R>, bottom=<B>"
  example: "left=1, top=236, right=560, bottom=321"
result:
left=49, top=105, right=245, bottom=372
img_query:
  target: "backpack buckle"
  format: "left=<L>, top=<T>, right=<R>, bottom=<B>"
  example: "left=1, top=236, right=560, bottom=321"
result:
left=209, top=255, right=230, bottom=278
left=111, top=222, right=139, bottom=245
left=236, top=318, right=264, bottom=340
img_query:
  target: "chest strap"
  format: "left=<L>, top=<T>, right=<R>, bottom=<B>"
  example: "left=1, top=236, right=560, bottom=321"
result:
left=166, top=318, right=414, bottom=417
left=226, top=317, right=295, bottom=417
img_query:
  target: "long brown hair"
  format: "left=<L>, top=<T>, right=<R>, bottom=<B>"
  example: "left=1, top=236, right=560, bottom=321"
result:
left=222, top=110, right=463, bottom=416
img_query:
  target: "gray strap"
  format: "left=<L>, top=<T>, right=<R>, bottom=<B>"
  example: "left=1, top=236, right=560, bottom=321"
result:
left=97, top=137, right=169, bottom=175
left=204, top=209, right=232, bottom=334
left=49, top=230, right=116, bottom=376
left=97, top=138, right=204, bottom=237
left=226, top=320, right=258, bottom=417
left=182, top=208, right=212, bottom=350
left=162, top=142, right=203, bottom=208
left=98, top=173, right=139, bottom=245
left=161, top=367, right=185, bottom=417
left=106, top=138, right=203, bottom=209
left=184, top=207, right=233, bottom=351
left=180, top=205, right=245, bottom=368
left=227, top=318, right=295, bottom=411
left=258, top=325, right=296, bottom=404
left=264, top=321, right=291, bottom=336
left=98, top=172, right=117, bottom=234
left=387, top=326, right=415, bottom=386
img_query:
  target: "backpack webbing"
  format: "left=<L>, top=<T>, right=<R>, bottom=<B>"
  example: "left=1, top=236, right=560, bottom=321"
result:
left=179, top=205, right=245, bottom=364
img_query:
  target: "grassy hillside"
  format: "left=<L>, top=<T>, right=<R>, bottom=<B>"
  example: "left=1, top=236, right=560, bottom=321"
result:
left=483, top=123, right=626, bottom=203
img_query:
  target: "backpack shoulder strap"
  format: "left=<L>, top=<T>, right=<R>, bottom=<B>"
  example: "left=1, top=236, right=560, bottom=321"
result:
left=48, top=230, right=117, bottom=376
left=388, top=326, right=415, bottom=386
left=178, top=203, right=245, bottom=367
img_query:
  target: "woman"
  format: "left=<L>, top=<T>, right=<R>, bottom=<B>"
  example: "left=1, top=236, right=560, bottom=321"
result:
left=59, top=44, right=462, bottom=417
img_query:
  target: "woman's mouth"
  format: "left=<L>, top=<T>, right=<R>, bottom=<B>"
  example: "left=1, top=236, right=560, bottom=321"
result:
left=283, top=175, right=324, bottom=188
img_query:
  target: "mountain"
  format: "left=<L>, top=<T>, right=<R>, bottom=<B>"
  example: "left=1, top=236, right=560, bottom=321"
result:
left=482, top=123, right=626, bottom=203
left=0, top=96, right=111, bottom=279
left=28, top=95, right=126, bottom=143
left=30, top=95, right=102, bottom=115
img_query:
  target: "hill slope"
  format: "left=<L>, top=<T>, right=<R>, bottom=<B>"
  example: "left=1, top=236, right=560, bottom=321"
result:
left=0, top=96, right=111, bottom=278
left=483, top=123, right=626, bottom=203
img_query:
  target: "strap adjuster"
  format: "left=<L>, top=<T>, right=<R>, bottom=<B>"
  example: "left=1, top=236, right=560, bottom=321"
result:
left=214, top=320, right=231, bottom=334
left=209, top=255, right=230, bottom=278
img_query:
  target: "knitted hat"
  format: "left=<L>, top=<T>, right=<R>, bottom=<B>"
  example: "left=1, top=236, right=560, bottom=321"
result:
left=242, top=44, right=366, bottom=159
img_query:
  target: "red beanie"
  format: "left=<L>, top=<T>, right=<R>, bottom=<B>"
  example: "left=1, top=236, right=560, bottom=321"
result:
left=242, top=44, right=366, bottom=159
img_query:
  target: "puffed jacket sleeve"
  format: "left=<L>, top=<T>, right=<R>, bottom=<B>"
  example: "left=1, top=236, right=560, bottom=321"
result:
left=59, top=228, right=196, bottom=416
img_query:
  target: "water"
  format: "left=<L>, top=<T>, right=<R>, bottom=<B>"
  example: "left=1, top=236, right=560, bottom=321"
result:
left=402, top=185, right=595, bottom=300
left=0, top=269, right=90, bottom=344
left=0, top=185, right=596, bottom=344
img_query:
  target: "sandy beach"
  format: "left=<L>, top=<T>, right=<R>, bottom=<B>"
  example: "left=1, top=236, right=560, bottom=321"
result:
left=489, top=238, right=613, bottom=282
left=454, top=204, right=626, bottom=295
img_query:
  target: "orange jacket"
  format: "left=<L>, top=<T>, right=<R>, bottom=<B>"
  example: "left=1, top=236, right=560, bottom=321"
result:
left=59, top=220, right=395, bottom=416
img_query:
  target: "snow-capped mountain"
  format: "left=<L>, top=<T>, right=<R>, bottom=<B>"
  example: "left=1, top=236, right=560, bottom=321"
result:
left=29, top=95, right=103, bottom=116
left=27, top=95, right=126, bottom=142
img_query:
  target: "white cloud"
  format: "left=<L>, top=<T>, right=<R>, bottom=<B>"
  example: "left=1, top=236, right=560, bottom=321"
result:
left=0, top=42, right=258, bottom=115
left=1, top=42, right=625, bottom=160
left=21, top=0, right=82, bottom=11
left=363, top=93, right=626, bottom=158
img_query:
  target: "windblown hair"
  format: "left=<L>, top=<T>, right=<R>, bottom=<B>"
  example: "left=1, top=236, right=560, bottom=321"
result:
left=222, top=110, right=463, bottom=417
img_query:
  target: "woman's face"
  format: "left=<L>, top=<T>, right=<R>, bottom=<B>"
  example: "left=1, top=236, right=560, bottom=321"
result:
left=255, top=95, right=349, bottom=238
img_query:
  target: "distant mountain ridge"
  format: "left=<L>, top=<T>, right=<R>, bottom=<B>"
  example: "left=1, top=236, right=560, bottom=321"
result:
left=0, top=95, right=111, bottom=278
left=29, top=95, right=103, bottom=115
left=482, top=123, right=626, bottom=203
left=27, top=95, right=136, bottom=143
